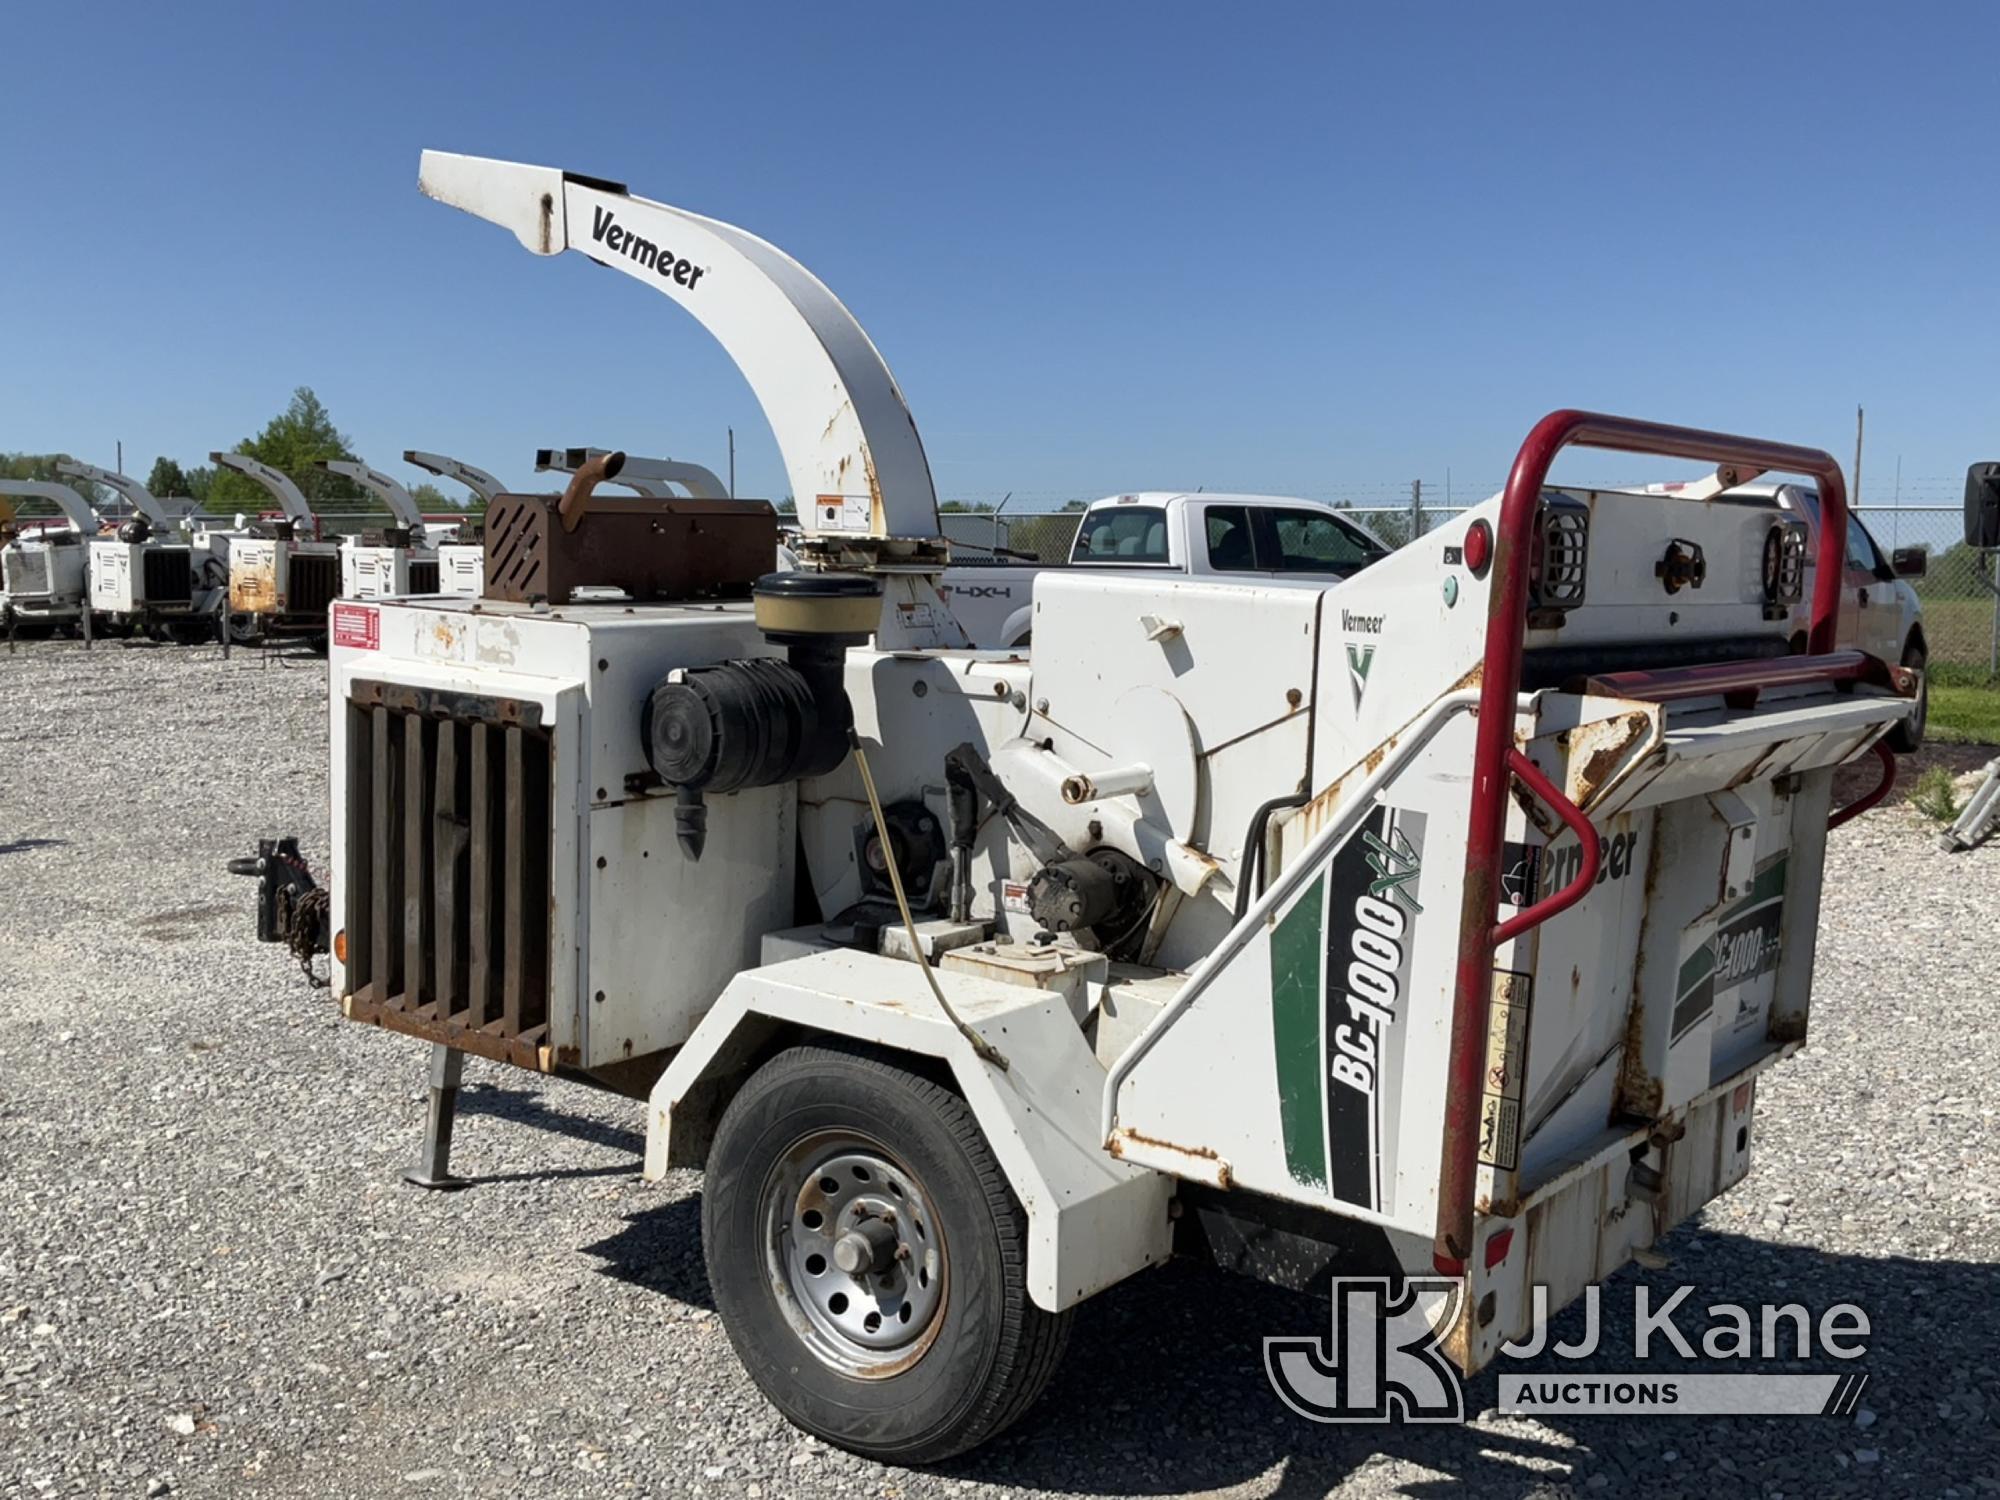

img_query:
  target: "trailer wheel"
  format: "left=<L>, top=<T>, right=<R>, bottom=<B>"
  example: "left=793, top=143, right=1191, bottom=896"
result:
left=225, top=613, right=261, bottom=645
left=703, top=1043, right=1070, bottom=1463
left=1885, top=642, right=1927, bottom=753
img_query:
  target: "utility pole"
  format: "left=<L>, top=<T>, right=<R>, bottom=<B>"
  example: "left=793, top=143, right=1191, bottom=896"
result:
left=116, top=440, right=123, bottom=477
left=1852, top=406, right=1864, bottom=511
left=727, top=428, right=735, bottom=498
left=1410, top=478, right=1423, bottom=540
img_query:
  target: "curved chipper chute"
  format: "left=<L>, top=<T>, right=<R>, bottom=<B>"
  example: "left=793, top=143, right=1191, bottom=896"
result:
left=535, top=445, right=728, bottom=500
left=317, top=460, right=427, bottom=532
left=211, top=452, right=316, bottom=530
left=403, top=450, right=505, bottom=506
left=0, top=479, right=102, bottom=535
left=418, top=150, right=963, bottom=646
left=55, top=460, right=175, bottom=531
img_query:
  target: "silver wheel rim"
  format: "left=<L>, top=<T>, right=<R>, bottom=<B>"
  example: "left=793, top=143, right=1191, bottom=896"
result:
left=761, top=1132, right=948, bottom=1378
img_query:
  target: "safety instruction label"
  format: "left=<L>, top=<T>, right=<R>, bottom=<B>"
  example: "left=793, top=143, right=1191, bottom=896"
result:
left=814, top=494, right=873, bottom=534
left=1478, top=968, right=1533, bottom=1172
left=332, top=603, right=379, bottom=651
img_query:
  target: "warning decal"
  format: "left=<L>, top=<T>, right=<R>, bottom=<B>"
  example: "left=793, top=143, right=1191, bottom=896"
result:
left=1478, top=968, right=1533, bottom=1172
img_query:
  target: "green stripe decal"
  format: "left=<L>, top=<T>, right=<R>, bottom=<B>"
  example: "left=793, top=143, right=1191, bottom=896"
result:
left=1271, top=874, right=1327, bottom=1189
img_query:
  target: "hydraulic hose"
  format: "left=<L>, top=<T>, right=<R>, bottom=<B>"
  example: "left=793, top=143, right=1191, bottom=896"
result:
left=849, top=733, right=1010, bottom=1071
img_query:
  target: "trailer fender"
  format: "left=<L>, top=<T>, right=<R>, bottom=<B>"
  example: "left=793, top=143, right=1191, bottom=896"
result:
left=646, top=949, right=1172, bottom=1312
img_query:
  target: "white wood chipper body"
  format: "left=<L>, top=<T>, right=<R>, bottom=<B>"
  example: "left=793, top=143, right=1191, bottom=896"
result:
left=239, top=151, right=1917, bottom=1463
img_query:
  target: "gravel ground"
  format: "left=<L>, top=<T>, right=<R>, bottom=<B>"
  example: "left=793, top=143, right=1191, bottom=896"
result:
left=2, top=638, right=1996, bottom=1499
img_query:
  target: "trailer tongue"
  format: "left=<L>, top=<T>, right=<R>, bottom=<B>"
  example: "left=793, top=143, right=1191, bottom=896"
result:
left=236, top=151, right=1916, bottom=1463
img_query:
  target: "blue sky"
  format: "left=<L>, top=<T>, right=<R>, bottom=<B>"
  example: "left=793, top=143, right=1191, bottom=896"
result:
left=4, top=2, right=1995, bottom=512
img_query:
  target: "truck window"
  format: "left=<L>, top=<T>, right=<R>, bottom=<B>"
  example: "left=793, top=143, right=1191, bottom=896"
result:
left=1205, top=505, right=1257, bottom=573
left=1264, top=507, right=1390, bottom=573
left=1075, top=506, right=1170, bottom=564
left=1846, top=514, right=1888, bottom=577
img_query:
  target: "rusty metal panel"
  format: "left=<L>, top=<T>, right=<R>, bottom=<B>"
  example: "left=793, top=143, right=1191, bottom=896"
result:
left=230, top=542, right=280, bottom=614
left=481, top=492, right=774, bottom=605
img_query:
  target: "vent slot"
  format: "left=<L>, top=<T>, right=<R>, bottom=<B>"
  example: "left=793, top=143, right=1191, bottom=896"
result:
left=345, top=691, right=554, bottom=1060
left=408, top=559, right=440, bottom=595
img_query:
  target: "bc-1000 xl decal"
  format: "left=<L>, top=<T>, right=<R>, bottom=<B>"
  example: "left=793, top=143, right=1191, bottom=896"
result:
left=1269, top=805, right=1428, bottom=1211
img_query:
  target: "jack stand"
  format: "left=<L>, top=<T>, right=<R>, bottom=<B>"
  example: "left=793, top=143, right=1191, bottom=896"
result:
left=402, top=1044, right=470, bottom=1190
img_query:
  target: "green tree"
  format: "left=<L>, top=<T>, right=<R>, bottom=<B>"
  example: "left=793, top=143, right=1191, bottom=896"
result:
left=144, top=455, right=213, bottom=503
left=208, top=387, right=370, bottom=516
left=410, top=481, right=451, bottom=512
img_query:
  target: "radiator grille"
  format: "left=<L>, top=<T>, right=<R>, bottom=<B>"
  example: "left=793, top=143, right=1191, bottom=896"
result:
left=344, top=685, right=554, bottom=1061
left=407, top=559, right=440, bottom=595
left=4, top=550, right=51, bottom=596
left=290, top=550, right=341, bottom=616
left=142, top=547, right=194, bottom=604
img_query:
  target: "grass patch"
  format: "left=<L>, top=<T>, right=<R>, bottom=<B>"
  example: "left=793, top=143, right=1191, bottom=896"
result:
left=1927, top=667, right=2000, bottom=745
left=1908, top=766, right=1961, bottom=822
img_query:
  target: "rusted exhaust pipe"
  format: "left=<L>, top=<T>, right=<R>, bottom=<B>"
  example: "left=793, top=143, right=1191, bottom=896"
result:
left=557, top=450, right=626, bottom=533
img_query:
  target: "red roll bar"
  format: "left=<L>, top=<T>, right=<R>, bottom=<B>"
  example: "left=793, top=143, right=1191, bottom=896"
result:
left=1433, top=410, right=1852, bottom=1276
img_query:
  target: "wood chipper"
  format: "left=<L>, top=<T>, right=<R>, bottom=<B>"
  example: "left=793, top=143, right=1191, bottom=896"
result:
left=0, top=478, right=101, bottom=632
left=320, top=459, right=442, bottom=600
left=59, top=458, right=217, bottom=642
left=403, top=450, right=504, bottom=597
left=213, top=452, right=342, bottom=644
left=237, top=150, right=1917, bottom=1464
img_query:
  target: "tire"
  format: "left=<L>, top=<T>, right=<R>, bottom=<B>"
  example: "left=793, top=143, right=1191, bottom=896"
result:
left=226, top=612, right=261, bottom=645
left=1886, top=642, right=1927, bottom=754
left=703, top=1043, right=1071, bottom=1464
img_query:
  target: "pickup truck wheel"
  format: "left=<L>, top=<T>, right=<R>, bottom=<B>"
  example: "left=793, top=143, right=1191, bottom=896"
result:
left=1886, top=643, right=1927, bottom=753
left=703, top=1043, right=1070, bottom=1463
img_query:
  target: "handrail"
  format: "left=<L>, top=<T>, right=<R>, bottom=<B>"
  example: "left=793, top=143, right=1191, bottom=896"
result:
left=1435, top=410, right=1852, bottom=1277
left=1101, top=689, right=1486, bottom=1146
left=1492, top=748, right=1600, bottom=948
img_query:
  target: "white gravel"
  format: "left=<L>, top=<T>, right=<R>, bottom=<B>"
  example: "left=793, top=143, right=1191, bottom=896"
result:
left=2, top=638, right=1995, bottom=1498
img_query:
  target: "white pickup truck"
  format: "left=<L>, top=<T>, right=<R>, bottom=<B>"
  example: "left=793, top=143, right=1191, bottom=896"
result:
left=940, top=490, right=1390, bottom=647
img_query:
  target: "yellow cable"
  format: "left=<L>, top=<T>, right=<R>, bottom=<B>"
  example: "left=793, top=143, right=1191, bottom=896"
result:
left=849, top=735, right=1010, bottom=1072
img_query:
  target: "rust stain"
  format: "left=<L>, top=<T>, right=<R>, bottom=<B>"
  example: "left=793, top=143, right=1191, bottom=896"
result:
left=230, top=560, right=278, bottom=615
left=1567, top=709, right=1652, bottom=807
left=1108, top=1128, right=1232, bottom=1187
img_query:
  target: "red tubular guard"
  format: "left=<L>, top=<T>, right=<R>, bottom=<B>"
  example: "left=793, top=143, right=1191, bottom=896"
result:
left=1432, top=411, right=1850, bottom=1277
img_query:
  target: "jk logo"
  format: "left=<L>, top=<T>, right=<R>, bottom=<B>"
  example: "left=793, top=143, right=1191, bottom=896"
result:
left=1264, top=1277, right=1465, bottom=1424
left=1346, top=643, right=1376, bottom=708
